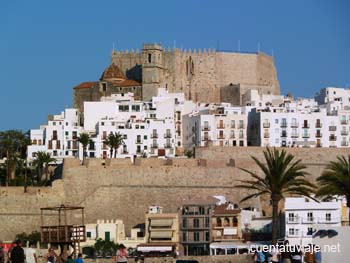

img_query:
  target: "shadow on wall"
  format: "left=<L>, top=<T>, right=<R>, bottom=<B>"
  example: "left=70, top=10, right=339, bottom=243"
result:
left=126, top=65, right=142, bottom=82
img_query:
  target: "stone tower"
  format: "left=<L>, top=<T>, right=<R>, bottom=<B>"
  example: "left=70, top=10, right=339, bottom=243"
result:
left=141, top=44, right=164, bottom=101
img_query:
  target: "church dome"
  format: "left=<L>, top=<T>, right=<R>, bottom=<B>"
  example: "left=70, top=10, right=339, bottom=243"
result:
left=100, top=63, right=126, bottom=81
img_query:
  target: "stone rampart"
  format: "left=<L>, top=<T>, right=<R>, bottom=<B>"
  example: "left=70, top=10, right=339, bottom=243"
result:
left=1, top=147, right=348, bottom=241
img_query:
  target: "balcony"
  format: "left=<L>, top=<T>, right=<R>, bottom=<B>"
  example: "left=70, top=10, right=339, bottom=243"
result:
left=135, top=140, right=143, bottom=144
left=329, top=126, right=337, bottom=131
left=291, top=122, right=299, bottom=128
left=150, top=133, right=158, bottom=138
left=329, top=136, right=337, bottom=141
left=286, top=217, right=300, bottom=224
left=217, top=125, right=225, bottom=129
left=287, top=231, right=301, bottom=238
left=291, top=133, right=299, bottom=138
left=316, top=132, right=322, bottom=138
left=316, top=123, right=322, bottom=128
left=201, top=136, right=211, bottom=141
left=264, top=133, right=270, bottom=138
left=280, top=123, right=288, bottom=128
left=302, top=217, right=316, bottom=224
left=164, top=133, right=172, bottom=138
left=281, top=132, right=288, bottom=138
left=52, top=136, right=58, bottom=140
left=229, top=134, right=235, bottom=139
left=318, top=217, right=339, bottom=224
left=263, top=122, right=270, bottom=128
left=302, top=133, right=310, bottom=138
left=316, top=144, right=322, bottom=148
left=201, top=126, right=211, bottom=131
left=217, top=135, right=225, bottom=139
left=341, top=141, right=349, bottom=146
left=151, top=143, right=158, bottom=149
left=341, top=130, right=349, bottom=136
left=341, top=119, right=348, bottom=125
left=302, top=123, right=310, bottom=128
left=164, top=143, right=172, bottom=149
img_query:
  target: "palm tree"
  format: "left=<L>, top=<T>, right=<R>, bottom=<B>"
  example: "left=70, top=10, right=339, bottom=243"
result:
left=235, top=147, right=316, bottom=244
left=104, top=132, right=124, bottom=158
left=77, top=133, right=92, bottom=165
left=316, top=155, right=350, bottom=226
left=32, top=151, right=56, bottom=184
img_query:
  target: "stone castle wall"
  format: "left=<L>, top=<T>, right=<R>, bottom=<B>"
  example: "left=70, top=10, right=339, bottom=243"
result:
left=1, top=147, right=346, bottom=241
left=111, top=46, right=280, bottom=103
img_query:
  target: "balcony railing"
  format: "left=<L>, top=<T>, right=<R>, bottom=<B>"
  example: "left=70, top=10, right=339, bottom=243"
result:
left=329, top=126, right=337, bottom=131
left=341, top=130, right=349, bottom=136
left=135, top=140, right=143, bottom=144
left=217, top=125, right=225, bottom=129
left=302, top=123, right=310, bottom=128
left=302, top=217, right=316, bottom=224
left=341, top=120, right=348, bottom=125
left=318, top=217, right=339, bottom=224
left=151, top=144, right=158, bottom=149
left=263, top=123, right=270, bottom=128
left=201, top=126, right=211, bottom=131
left=201, top=136, right=211, bottom=141
left=264, top=133, right=270, bottom=138
left=316, top=123, right=322, bottom=128
left=164, top=133, right=172, bottom=138
left=341, top=141, right=349, bottom=146
left=281, top=132, right=288, bottom=138
left=302, top=133, right=310, bottom=138
left=230, top=124, right=236, bottom=129
left=316, top=144, right=322, bottom=148
left=291, top=122, right=299, bottom=128
left=229, top=134, right=235, bottom=139
left=217, top=135, right=225, bottom=139
left=151, top=133, right=158, bottom=138
left=316, top=133, right=322, bottom=138
left=280, top=123, right=288, bottom=128
left=291, top=133, right=299, bottom=138
left=164, top=144, right=172, bottom=149
left=329, top=136, right=337, bottom=141
left=286, top=217, right=300, bottom=224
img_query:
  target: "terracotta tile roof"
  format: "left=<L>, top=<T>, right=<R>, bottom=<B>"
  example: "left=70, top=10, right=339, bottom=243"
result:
left=213, top=203, right=240, bottom=215
left=73, top=82, right=98, bottom=89
left=100, top=63, right=126, bottom=81
left=111, top=79, right=141, bottom=87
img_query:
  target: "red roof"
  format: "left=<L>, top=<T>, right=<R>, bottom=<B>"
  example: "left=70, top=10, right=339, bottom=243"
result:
left=74, top=82, right=98, bottom=89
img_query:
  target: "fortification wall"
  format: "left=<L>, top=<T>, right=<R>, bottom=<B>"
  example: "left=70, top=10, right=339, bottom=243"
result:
left=1, top=147, right=344, bottom=241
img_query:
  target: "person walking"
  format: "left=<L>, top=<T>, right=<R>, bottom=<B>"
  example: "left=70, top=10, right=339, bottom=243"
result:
left=10, top=240, right=24, bottom=263
left=75, top=254, right=83, bottom=263
left=24, top=243, right=37, bottom=263
left=0, top=241, right=5, bottom=263
left=114, top=244, right=128, bottom=263
left=44, top=248, right=58, bottom=263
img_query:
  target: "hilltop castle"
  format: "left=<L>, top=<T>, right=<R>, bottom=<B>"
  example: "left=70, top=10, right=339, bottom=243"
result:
left=74, top=43, right=280, bottom=111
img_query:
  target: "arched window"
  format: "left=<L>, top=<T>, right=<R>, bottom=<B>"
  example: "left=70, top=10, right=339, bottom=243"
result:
left=216, top=218, right=222, bottom=227
left=224, top=217, right=230, bottom=226
left=233, top=216, right=238, bottom=227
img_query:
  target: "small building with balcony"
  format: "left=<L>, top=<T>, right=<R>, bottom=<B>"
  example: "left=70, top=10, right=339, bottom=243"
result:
left=285, top=197, right=343, bottom=246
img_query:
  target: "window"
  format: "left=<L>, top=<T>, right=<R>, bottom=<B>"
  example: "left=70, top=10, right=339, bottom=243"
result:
left=239, top=120, right=244, bottom=129
left=289, top=228, right=295, bottom=236
left=148, top=53, right=152, bottom=63
left=65, top=131, right=69, bottom=136
left=307, top=227, right=313, bottom=236
left=307, top=212, right=313, bottom=222
left=105, top=231, right=110, bottom=241
left=102, top=83, right=107, bottom=92
left=144, top=135, right=147, bottom=140
left=193, top=219, right=199, bottom=228
left=182, top=218, right=187, bottom=228
left=239, top=140, right=244, bottom=146
left=231, top=120, right=235, bottom=128
left=194, top=231, right=200, bottom=241
left=132, top=105, right=140, bottom=112
left=205, top=217, right=209, bottom=228
left=182, top=232, right=187, bottom=242
left=119, top=105, right=129, bottom=112
left=275, top=119, right=279, bottom=124
left=205, top=231, right=210, bottom=241
left=288, top=213, right=296, bottom=222
left=326, top=213, right=331, bottom=221
left=87, top=232, right=91, bottom=238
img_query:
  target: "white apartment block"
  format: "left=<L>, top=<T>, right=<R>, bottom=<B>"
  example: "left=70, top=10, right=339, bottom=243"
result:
left=182, top=106, right=248, bottom=150
left=28, top=108, right=82, bottom=163
left=285, top=197, right=343, bottom=246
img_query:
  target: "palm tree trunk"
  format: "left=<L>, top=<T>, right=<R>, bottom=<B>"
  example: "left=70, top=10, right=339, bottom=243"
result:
left=114, top=147, right=117, bottom=158
left=347, top=196, right=350, bottom=226
left=271, top=197, right=279, bottom=245
left=110, top=148, right=113, bottom=159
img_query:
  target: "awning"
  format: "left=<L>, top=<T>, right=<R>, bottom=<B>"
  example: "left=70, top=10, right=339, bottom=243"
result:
left=150, top=231, right=173, bottom=238
left=137, top=246, right=173, bottom=252
left=150, top=219, right=173, bottom=227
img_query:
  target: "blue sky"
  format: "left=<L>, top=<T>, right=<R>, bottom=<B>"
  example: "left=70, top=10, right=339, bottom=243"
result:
left=0, top=0, right=349, bottom=131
